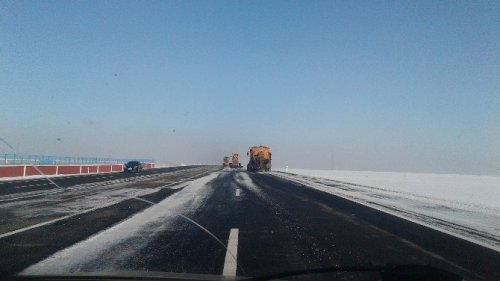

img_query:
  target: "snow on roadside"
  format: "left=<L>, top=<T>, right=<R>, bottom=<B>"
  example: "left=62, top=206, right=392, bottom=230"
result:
left=279, top=169, right=500, bottom=209
left=273, top=169, right=500, bottom=252
left=21, top=172, right=220, bottom=274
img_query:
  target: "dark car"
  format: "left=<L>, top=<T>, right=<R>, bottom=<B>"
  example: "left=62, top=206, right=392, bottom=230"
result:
left=123, top=161, right=143, bottom=173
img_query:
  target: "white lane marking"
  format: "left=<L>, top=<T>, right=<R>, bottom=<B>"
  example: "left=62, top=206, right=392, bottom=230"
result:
left=236, top=189, right=241, bottom=197
left=0, top=215, right=74, bottom=239
left=222, top=228, right=239, bottom=277
left=0, top=180, right=193, bottom=238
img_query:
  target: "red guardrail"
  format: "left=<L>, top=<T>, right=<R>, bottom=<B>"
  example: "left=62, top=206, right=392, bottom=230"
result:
left=0, top=163, right=155, bottom=178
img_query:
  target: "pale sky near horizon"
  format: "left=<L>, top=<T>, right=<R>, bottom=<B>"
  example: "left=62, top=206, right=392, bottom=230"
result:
left=1, top=1, right=499, bottom=175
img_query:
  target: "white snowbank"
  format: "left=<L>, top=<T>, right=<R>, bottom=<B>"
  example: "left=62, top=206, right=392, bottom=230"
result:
left=273, top=169, right=500, bottom=252
left=279, top=169, right=500, bottom=209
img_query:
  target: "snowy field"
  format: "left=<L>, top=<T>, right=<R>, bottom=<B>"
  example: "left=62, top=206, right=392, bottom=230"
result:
left=273, top=169, right=500, bottom=252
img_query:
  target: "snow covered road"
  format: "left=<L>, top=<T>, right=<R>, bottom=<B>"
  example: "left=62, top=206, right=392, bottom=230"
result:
left=5, top=170, right=498, bottom=280
left=22, top=172, right=219, bottom=274
left=274, top=169, right=500, bottom=252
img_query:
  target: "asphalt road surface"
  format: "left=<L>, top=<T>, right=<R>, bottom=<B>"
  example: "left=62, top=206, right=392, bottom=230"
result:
left=0, top=169, right=498, bottom=280
left=0, top=165, right=199, bottom=196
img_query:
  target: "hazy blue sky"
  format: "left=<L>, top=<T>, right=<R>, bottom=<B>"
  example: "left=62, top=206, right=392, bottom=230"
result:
left=1, top=1, right=499, bottom=175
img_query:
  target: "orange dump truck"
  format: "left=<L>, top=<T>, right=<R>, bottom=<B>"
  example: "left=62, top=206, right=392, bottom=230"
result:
left=247, top=146, right=271, bottom=172
left=229, top=153, right=242, bottom=169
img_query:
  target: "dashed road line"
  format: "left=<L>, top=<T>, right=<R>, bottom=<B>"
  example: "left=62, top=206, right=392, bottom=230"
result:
left=222, top=228, right=239, bottom=277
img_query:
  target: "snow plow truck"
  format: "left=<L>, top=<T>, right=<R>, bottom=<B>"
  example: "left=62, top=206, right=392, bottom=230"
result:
left=247, top=146, right=272, bottom=172
left=229, top=153, right=242, bottom=168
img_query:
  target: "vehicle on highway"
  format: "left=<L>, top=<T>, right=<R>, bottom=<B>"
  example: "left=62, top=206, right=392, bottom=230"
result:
left=123, top=161, right=143, bottom=173
left=223, top=156, right=230, bottom=168
left=247, top=146, right=272, bottom=172
left=229, top=153, right=242, bottom=169
left=3, top=1, right=497, bottom=281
